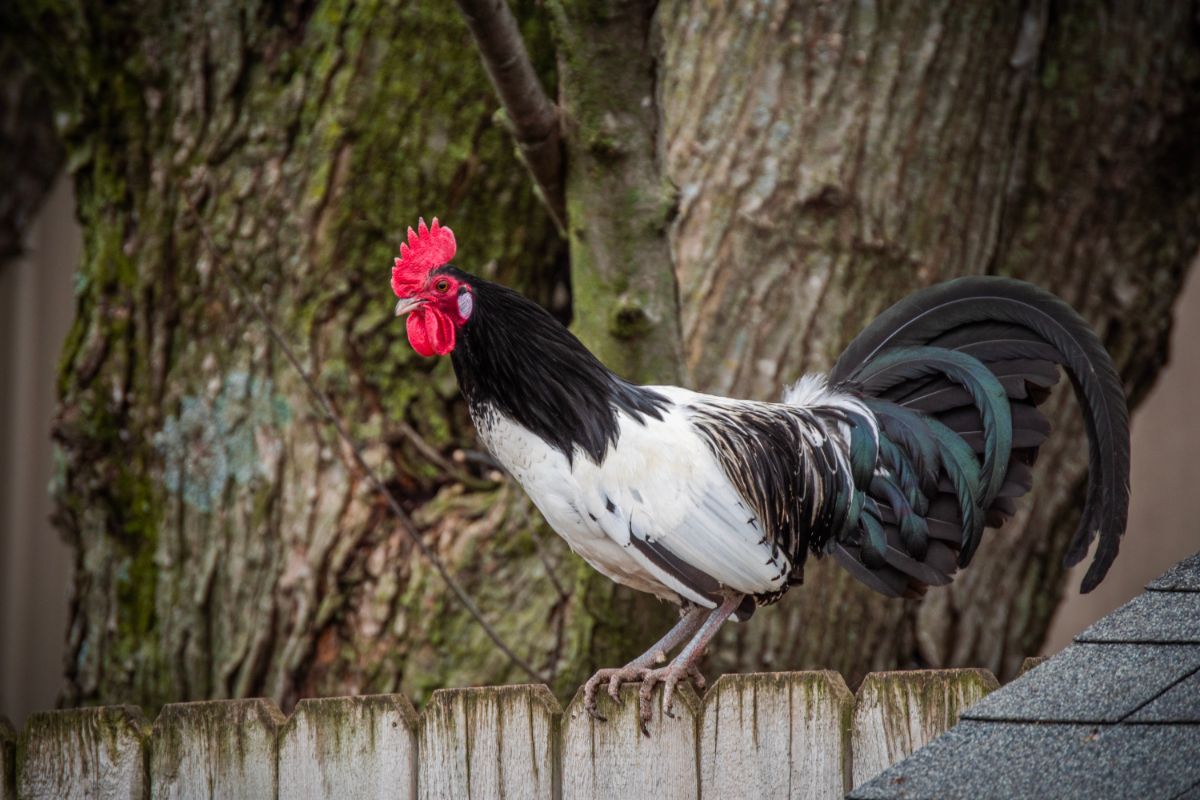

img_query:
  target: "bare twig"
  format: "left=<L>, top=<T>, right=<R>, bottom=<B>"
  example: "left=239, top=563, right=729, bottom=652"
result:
left=182, top=189, right=548, bottom=685
left=454, top=0, right=566, bottom=231
left=386, top=418, right=494, bottom=491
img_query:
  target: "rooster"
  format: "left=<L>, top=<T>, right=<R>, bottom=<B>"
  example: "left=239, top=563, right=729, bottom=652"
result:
left=390, top=218, right=1129, bottom=729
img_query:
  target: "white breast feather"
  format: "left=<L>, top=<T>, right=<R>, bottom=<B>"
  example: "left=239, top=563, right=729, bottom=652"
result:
left=474, top=386, right=790, bottom=608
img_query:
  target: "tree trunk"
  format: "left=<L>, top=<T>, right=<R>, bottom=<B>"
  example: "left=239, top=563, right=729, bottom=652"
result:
left=658, top=0, right=1200, bottom=684
left=551, top=0, right=685, bottom=383
left=13, top=0, right=672, bottom=712
left=11, top=0, right=1199, bottom=717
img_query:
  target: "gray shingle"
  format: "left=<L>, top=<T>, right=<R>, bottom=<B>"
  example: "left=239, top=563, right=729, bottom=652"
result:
left=961, top=643, right=1200, bottom=723
left=1126, top=669, right=1200, bottom=722
left=1172, top=780, right=1200, bottom=799
left=847, top=720, right=1200, bottom=800
left=1076, top=590, right=1200, bottom=644
left=852, top=553, right=1200, bottom=800
left=1147, top=551, right=1200, bottom=592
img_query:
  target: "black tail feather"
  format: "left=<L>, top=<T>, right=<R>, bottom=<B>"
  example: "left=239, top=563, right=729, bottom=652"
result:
left=831, top=276, right=1130, bottom=595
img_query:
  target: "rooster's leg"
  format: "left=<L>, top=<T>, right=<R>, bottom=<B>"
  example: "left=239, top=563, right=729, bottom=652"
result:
left=582, top=605, right=707, bottom=721
left=634, top=593, right=743, bottom=733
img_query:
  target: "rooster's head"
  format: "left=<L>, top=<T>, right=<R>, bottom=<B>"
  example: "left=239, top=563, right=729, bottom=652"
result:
left=390, top=218, right=473, bottom=356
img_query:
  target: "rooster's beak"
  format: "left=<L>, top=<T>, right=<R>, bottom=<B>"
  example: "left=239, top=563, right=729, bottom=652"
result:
left=395, top=297, right=425, bottom=317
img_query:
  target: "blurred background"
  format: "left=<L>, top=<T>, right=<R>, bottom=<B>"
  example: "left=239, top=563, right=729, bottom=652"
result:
left=2, top=2, right=1198, bottom=729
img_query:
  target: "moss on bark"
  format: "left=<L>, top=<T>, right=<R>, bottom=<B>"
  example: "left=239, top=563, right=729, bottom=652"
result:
left=549, top=0, right=685, bottom=385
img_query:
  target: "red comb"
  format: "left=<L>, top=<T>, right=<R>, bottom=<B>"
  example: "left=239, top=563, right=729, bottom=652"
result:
left=391, top=217, right=457, bottom=297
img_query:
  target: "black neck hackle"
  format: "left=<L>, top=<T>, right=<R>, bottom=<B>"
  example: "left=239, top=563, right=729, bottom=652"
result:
left=441, top=266, right=668, bottom=464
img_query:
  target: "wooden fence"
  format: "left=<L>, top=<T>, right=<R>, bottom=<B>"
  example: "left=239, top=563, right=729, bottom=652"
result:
left=2, top=668, right=1004, bottom=800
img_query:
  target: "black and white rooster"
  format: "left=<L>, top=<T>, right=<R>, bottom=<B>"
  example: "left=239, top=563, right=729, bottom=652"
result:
left=390, top=218, right=1129, bottom=727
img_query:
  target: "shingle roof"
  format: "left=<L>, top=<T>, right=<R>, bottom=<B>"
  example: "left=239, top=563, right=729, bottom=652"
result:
left=849, top=551, right=1200, bottom=800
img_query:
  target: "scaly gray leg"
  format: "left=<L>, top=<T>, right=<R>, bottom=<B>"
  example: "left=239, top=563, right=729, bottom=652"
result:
left=582, top=604, right=708, bottom=721
left=635, top=593, right=743, bottom=733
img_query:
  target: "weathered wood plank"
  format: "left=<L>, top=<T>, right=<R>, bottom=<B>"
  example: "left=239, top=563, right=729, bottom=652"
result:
left=278, top=694, right=418, bottom=800
left=418, top=684, right=560, bottom=800
left=151, top=699, right=283, bottom=799
left=1, top=715, right=15, bottom=800
left=561, top=683, right=699, bottom=800
left=700, top=671, right=853, bottom=800
left=16, top=706, right=147, bottom=800
left=850, top=668, right=999, bottom=789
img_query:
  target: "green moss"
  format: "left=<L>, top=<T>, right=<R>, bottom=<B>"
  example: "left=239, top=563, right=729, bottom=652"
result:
left=112, top=470, right=160, bottom=639
left=609, top=301, right=653, bottom=339
left=583, top=128, right=624, bottom=161
left=548, top=0, right=685, bottom=384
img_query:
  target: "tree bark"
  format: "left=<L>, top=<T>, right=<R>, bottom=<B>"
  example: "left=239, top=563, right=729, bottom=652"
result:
left=550, top=0, right=686, bottom=383
left=658, top=0, right=1200, bottom=683
left=12, top=0, right=1199, bottom=717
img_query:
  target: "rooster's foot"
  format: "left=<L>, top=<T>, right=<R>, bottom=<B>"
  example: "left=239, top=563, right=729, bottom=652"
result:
left=581, top=661, right=706, bottom=733
left=580, top=597, right=738, bottom=733
left=634, top=662, right=706, bottom=734
left=583, top=664, right=657, bottom=721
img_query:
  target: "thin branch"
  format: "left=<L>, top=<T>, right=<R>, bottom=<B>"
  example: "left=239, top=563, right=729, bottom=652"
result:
left=454, top=0, right=566, bottom=231
left=182, top=189, right=548, bottom=685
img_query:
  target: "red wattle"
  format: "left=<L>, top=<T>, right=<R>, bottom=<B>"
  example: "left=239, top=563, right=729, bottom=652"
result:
left=406, top=307, right=456, bottom=356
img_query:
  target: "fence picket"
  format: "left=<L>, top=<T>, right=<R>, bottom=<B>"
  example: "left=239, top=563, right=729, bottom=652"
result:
left=4, top=667, right=1017, bottom=797
left=150, top=699, right=284, bottom=799
left=16, top=706, right=147, bottom=800
left=418, top=684, right=560, bottom=800
left=850, top=668, right=998, bottom=790
left=278, top=694, right=418, bottom=800
left=561, top=683, right=699, bottom=800
left=700, top=671, right=853, bottom=800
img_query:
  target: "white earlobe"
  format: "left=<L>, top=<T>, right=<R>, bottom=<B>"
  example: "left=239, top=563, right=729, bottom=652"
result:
left=458, top=290, right=474, bottom=320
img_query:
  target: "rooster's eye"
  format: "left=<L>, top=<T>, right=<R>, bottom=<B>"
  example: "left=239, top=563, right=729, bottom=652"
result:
left=434, top=278, right=451, bottom=293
